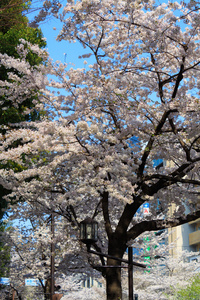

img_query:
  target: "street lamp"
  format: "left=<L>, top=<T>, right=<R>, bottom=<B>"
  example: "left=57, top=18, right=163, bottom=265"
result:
left=80, top=217, right=145, bottom=300
left=80, top=217, right=98, bottom=245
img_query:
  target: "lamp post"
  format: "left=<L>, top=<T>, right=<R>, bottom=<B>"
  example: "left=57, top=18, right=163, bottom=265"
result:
left=80, top=218, right=146, bottom=300
left=50, top=213, right=55, bottom=300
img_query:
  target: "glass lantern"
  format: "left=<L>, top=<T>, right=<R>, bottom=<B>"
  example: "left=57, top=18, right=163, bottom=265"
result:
left=80, top=217, right=98, bottom=245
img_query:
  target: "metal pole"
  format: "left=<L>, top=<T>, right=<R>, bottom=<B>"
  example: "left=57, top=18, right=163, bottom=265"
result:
left=87, top=248, right=146, bottom=268
left=128, top=247, right=133, bottom=300
left=50, top=213, right=55, bottom=300
left=86, top=244, right=144, bottom=300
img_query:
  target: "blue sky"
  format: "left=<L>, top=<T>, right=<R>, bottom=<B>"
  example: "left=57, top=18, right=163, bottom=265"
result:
left=28, top=0, right=191, bottom=67
left=28, top=7, right=93, bottom=68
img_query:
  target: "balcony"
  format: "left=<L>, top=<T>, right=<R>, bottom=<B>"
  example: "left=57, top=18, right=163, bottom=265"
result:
left=189, top=230, right=200, bottom=246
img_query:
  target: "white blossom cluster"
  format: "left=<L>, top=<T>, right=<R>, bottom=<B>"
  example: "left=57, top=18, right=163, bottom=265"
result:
left=1, top=0, right=200, bottom=298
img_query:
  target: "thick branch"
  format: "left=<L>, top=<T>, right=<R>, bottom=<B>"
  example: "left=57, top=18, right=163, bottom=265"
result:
left=127, top=210, right=200, bottom=241
left=141, top=162, right=197, bottom=196
left=115, top=196, right=144, bottom=237
left=101, top=191, right=113, bottom=237
left=143, top=174, right=200, bottom=186
left=75, top=135, right=91, bottom=154
left=150, top=53, right=164, bottom=103
left=189, top=135, right=200, bottom=152
left=171, top=57, right=185, bottom=99
left=167, top=56, right=192, bottom=160
left=137, top=109, right=177, bottom=179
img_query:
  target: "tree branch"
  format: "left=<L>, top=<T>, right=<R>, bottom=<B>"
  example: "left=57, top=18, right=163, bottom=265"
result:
left=141, top=162, right=197, bottom=196
left=137, top=109, right=177, bottom=179
left=101, top=191, right=113, bottom=237
left=115, top=195, right=144, bottom=237
left=143, top=174, right=200, bottom=186
left=127, top=210, right=200, bottom=241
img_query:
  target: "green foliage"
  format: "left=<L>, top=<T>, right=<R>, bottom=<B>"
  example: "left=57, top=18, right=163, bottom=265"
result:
left=0, top=24, right=46, bottom=127
left=0, top=187, right=11, bottom=220
left=0, top=0, right=46, bottom=127
left=0, top=160, right=26, bottom=173
left=0, top=0, right=29, bottom=33
left=171, top=274, right=200, bottom=300
left=0, top=0, right=46, bottom=219
left=0, top=222, right=10, bottom=277
left=0, top=25, right=46, bottom=71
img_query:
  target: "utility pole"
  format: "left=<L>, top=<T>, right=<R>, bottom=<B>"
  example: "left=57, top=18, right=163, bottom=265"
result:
left=50, top=213, right=55, bottom=300
left=128, top=247, right=133, bottom=300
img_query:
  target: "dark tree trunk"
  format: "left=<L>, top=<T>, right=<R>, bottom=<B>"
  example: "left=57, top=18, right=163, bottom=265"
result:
left=106, top=258, right=122, bottom=300
left=105, top=234, right=127, bottom=300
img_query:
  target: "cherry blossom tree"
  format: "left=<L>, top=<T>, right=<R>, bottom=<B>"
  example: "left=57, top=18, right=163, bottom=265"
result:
left=1, top=1, right=200, bottom=299
left=129, top=231, right=200, bottom=299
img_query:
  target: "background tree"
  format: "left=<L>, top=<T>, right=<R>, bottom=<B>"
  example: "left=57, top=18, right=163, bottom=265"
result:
left=1, top=1, right=200, bottom=300
left=171, top=274, right=200, bottom=300
left=0, top=0, right=46, bottom=220
left=130, top=231, right=200, bottom=299
left=0, top=0, right=28, bottom=33
left=4, top=209, right=104, bottom=299
left=0, top=1, right=46, bottom=288
left=0, top=222, right=10, bottom=278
